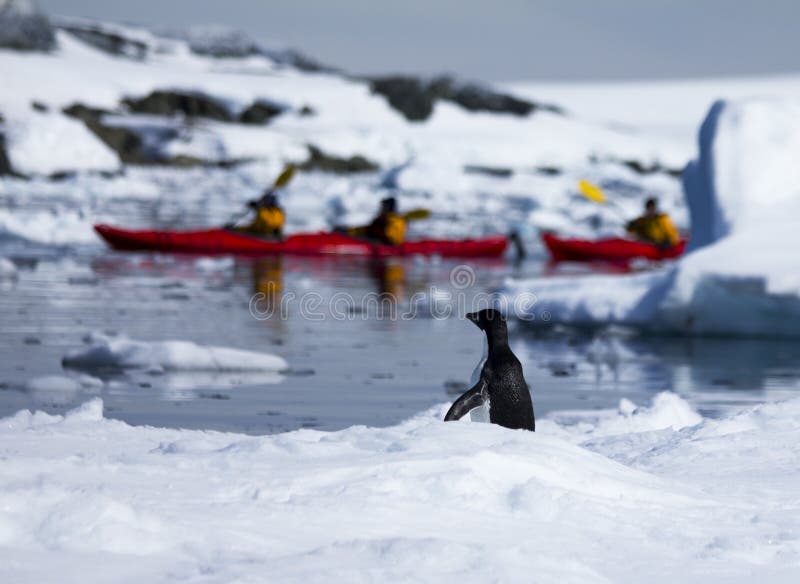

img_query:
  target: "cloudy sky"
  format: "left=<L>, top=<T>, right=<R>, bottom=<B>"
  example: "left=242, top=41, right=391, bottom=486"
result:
left=40, top=0, right=800, bottom=81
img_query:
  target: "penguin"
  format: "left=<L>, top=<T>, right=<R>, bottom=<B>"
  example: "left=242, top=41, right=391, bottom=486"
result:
left=444, top=309, right=535, bottom=431
left=465, top=333, right=490, bottom=422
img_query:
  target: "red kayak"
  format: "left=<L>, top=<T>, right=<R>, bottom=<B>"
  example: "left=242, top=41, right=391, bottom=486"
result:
left=94, top=225, right=508, bottom=258
left=542, top=232, right=686, bottom=263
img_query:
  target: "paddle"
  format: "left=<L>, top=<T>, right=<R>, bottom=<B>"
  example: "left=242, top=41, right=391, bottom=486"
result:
left=403, top=208, right=431, bottom=222
left=226, top=165, right=296, bottom=228
left=577, top=179, right=629, bottom=222
left=331, top=207, right=432, bottom=235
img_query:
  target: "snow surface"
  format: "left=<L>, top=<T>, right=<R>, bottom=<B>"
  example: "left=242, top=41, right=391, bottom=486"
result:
left=502, top=98, right=800, bottom=337
left=4, top=110, right=119, bottom=175
left=62, top=331, right=289, bottom=374
left=2, top=393, right=799, bottom=582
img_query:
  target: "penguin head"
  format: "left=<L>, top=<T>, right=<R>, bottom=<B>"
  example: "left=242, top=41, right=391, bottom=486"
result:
left=466, top=308, right=505, bottom=332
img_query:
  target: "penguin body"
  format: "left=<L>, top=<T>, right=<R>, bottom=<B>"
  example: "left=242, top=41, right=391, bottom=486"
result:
left=444, top=309, right=535, bottom=431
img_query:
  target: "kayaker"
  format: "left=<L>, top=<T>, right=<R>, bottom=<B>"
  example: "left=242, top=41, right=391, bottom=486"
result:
left=241, top=192, right=285, bottom=238
left=626, top=197, right=680, bottom=247
left=346, top=197, right=407, bottom=246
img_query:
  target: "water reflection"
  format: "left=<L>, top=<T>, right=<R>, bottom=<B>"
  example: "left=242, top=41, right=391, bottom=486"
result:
left=517, top=326, right=800, bottom=416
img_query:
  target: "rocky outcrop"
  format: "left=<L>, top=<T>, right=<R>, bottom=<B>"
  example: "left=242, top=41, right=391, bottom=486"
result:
left=64, top=103, right=136, bottom=162
left=617, top=158, right=682, bottom=178
left=0, top=0, right=55, bottom=51
left=239, top=100, right=286, bottom=125
left=62, top=103, right=114, bottom=123
left=123, top=90, right=234, bottom=122
left=59, top=20, right=147, bottom=60
left=464, top=165, right=513, bottom=178
left=122, top=91, right=292, bottom=125
left=84, top=121, right=151, bottom=164
left=369, top=77, right=435, bottom=121
left=369, top=75, right=562, bottom=122
left=298, top=145, right=378, bottom=174
left=63, top=102, right=247, bottom=168
left=441, top=79, right=540, bottom=116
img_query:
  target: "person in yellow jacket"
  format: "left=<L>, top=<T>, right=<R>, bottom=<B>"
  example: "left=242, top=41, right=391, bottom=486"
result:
left=242, top=193, right=285, bottom=238
left=348, top=197, right=407, bottom=246
left=626, top=197, right=680, bottom=247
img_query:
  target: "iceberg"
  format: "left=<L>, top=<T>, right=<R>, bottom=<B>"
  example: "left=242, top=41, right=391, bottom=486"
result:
left=503, top=99, right=800, bottom=337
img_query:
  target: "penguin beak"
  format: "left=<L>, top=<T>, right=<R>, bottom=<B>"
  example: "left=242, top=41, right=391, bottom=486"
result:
left=466, top=312, right=481, bottom=328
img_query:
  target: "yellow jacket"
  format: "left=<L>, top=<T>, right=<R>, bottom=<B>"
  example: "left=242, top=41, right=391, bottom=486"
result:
left=382, top=213, right=407, bottom=246
left=626, top=213, right=680, bottom=247
left=246, top=207, right=285, bottom=237
left=349, top=212, right=407, bottom=245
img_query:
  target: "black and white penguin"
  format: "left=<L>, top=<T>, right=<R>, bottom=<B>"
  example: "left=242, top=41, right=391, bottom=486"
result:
left=444, top=308, right=535, bottom=431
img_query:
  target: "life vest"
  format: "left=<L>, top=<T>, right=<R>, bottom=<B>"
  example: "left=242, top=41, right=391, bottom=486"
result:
left=383, top=213, right=406, bottom=246
left=364, top=212, right=406, bottom=245
left=248, top=207, right=285, bottom=237
left=626, top=213, right=679, bottom=246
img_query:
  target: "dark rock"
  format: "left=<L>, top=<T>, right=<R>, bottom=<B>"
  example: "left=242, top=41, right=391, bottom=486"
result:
left=62, top=103, right=114, bottom=123
left=84, top=120, right=148, bottom=164
left=614, top=158, right=683, bottom=178
left=369, top=77, right=435, bottom=121
left=0, top=132, right=13, bottom=176
left=31, top=101, right=48, bottom=112
left=369, top=75, right=563, bottom=122
left=77, top=116, right=247, bottom=169
left=0, top=0, right=55, bottom=52
left=299, top=145, right=378, bottom=174
left=48, top=170, right=76, bottom=181
left=59, top=20, right=147, bottom=60
left=535, top=166, right=562, bottom=176
left=464, top=164, right=513, bottom=178
left=239, top=100, right=286, bottom=125
left=440, top=78, right=536, bottom=116
left=123, top=90, right=234, bottom=122
left=298, top=105, right=316, bottom=117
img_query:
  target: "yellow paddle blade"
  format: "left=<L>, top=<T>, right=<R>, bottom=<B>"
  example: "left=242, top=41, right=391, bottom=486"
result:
left=273, top=165, right=296, bottom=189
left=578, top=179, right=606, bottom=204
left=403, top=208, right=432, bottom=221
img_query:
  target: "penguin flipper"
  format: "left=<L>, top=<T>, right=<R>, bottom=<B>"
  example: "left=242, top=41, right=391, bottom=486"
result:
left=444, top=380, right=488, bottom=422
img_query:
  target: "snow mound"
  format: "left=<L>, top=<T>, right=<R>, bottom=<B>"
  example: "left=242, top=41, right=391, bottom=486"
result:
left=4, top=111, right=120, bottom=175
left=0, top=207, right=97, bottom=245
left=2, top=394, right=800, bottom=582
left=503, top=98, right=800, bottom=337
left=62, top=331, right=289, bottom=373
left=542, top=391, right=703, bottom=440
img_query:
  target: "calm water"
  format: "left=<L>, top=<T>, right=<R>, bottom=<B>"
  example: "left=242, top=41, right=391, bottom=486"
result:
left=2, top=245, right=800, bottom=434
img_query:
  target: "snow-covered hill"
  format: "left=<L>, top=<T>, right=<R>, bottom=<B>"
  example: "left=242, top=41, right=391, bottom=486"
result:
left=0, top=10, right=703, bottom=245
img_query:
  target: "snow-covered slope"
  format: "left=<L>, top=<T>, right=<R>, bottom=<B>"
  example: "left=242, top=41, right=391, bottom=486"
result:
left=2, top=394, right=800, bottom=583
left=0, top=16, right=693, bottom=245
left=502, top=98, right=800, bottom=337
